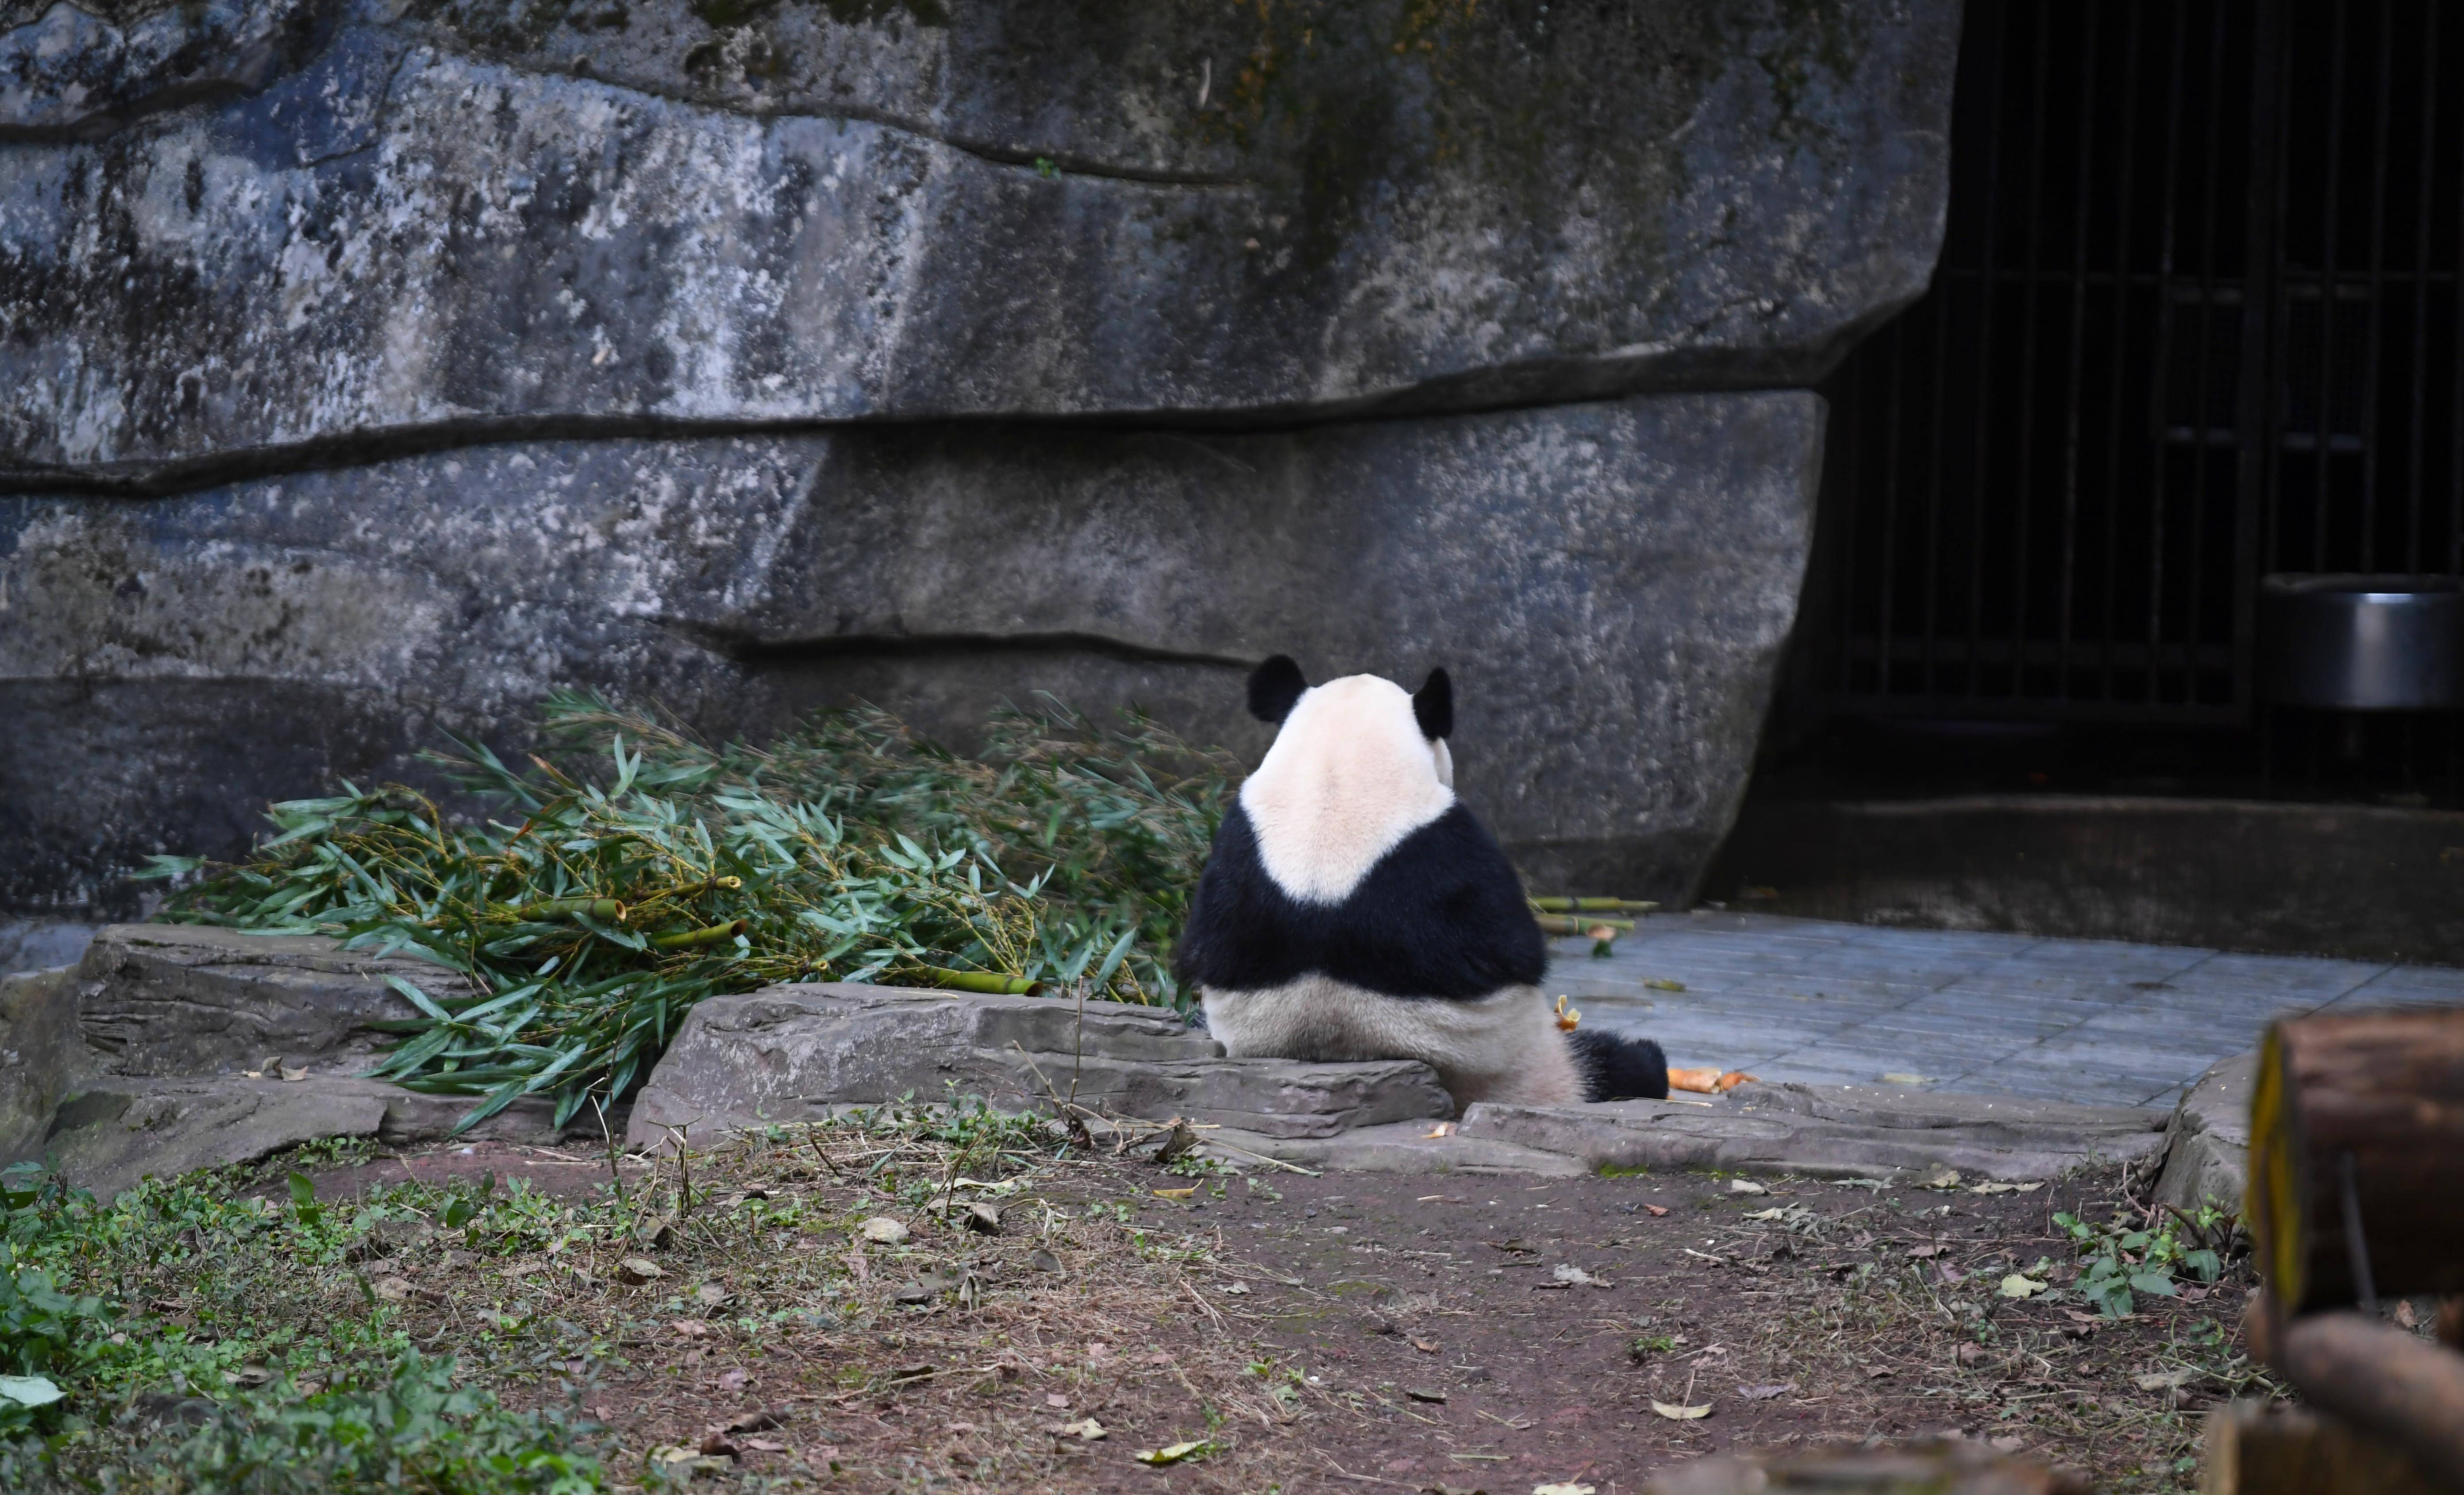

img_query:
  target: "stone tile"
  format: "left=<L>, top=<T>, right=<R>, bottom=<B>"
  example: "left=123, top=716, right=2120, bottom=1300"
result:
left=1547, top=912, right=2461, bottom=1110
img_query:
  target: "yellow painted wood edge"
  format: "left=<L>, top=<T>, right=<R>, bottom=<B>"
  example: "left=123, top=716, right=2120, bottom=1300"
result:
left=2248, top=1023, right=2305, bottom=1312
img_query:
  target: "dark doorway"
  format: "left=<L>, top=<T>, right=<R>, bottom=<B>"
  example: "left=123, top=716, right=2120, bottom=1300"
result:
left=1717, top=0, right=2464, bottom=960
left=1793, top=0, right=2464, bottom=801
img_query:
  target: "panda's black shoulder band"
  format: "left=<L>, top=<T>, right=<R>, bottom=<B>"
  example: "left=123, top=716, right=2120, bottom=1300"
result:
left=1413, top=668, right=1452, bottom=740
left=1248, top=655, right=1309, bottom=724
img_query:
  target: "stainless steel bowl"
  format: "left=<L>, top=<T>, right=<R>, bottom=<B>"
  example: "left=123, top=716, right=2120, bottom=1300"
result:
left=2258, top=573, right=2464, bottom=710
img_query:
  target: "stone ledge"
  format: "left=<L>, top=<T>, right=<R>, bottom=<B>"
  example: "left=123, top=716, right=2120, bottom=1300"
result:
left=2152, top=1051, right=2252, bottom=1213
left=628, top=984, right=1453, bottom=1145
left=40, top=1074, right=573, bottom=1199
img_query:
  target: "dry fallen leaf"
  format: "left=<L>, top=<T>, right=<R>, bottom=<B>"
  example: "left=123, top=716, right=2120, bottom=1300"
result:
left=1726, top=1179, right=1769, bottom=1195
left=1968, top=1181, right=2043, bottom=1195
left=1998, top=1274, right=2049, bottom=1299
left=1424, top=1123, right=1454, bottom=1139
left=741, top=1437, right=789, bottom=1454
left=617, top=1257, right=664, bottom=1284
left=1908, top=1243, right=1947, bottom=1259
left=857, top=1217, right=908, bottom=1245
left=1133, top=1438, right=1216, bottom=1465
left=1410, top=1336, right=1440, bottom=1353
left=1045, top=1394, right=1070, bottom=1409
left=2136, top=1369, right=2198, bottom=1392
left=1550, top=1264, right=1609, bottom=1288
left=1736, top=1382, right=1798, bottom=1400
left=1644, top=978, right=1687, bottom=991
left=372, top=1276, right=414, bottom=1302
left=1154, top=1187, right=1197, bottom=1200
left=670, top=1319, right=712, bottom=1338
left=1643, top=1204, right=1669, bottom=1217
left=1219, top=1280, right=1251, bottom=1295
left=278, top=1064, right=308, bottom=1083
left=1534, top=1484, right=1598, bottom=1495
left=694, top=1282, right=732, bottom=1307
left=1051, top=1417, right=1107, bottom=1441
left=1649, top=1400, right=1712, bottom=1421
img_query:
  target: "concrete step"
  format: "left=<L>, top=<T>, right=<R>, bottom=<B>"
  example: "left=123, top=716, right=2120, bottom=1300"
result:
left=1457, top=1080, right=2170, bottom=1182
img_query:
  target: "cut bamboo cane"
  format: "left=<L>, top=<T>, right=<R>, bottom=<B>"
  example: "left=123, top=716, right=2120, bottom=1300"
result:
left=2262, top=1312, right=2464, bottom=1487
left=650, top=919, right=750, bottom=950
left=2248, top=1009, right=2464, bottom=1313
left=1530, top=897, right=1660, bottom=913
left=922, top=967, right=1044, bottom=996
left=1534, top=914, right=1636, bottom=936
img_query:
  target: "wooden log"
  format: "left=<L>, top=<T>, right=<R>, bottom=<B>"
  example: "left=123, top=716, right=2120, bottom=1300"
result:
left=2202, top=1400, right=2454, bottom=1495
left=2247, top=1009, right=2464, bottom=1313
left=2264, top=1311, right=2464, bottom=1487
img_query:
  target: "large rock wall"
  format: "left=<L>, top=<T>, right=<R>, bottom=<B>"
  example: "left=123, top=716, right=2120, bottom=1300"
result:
left=0, top=0, right=1959, bottom=920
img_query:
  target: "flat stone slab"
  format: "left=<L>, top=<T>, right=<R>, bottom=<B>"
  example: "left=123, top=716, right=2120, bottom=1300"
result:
left=629, top=984, right=1453, bottom=1146
left=1200, top=1123, right=1590, bottom=1179
left=41, top=1073, right=571, bottom=1199
left=1457, top=1080, right=2168, bottom=1183
left=73, top=924, right=474, bottom=1078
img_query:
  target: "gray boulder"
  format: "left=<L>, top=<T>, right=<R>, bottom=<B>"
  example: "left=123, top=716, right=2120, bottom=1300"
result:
left=70, top=922, right=462, bottom=1078
left=0, top=0, right=1954, bottom=484
left=5, top=389, right=1823, bottom=910
left=2, top=0, right=1960, bottom=919
left=0, top=965, right=88, bottom=1161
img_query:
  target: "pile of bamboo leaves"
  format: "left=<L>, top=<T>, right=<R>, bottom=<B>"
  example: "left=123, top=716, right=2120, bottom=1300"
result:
left=141, top=693, right=1234, bottom=1134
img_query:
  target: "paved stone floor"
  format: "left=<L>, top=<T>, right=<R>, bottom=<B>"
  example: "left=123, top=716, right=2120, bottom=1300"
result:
left=1558, top=912, right=2464, bottom=1110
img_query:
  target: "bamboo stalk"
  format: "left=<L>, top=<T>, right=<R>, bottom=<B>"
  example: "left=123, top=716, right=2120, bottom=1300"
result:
left=922, top=967, right=1044, bottom=996
left=650, top=918, right=750, bottom=950
left=1529, top=897, right=1659, bottom=913
left=512, top=897, right=627, bottom=922
left=1533, top=914, right=1635, bottom=936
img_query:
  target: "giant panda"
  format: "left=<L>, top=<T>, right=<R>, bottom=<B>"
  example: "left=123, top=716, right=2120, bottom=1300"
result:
left=1174, top=655, right=1670, bottom=1110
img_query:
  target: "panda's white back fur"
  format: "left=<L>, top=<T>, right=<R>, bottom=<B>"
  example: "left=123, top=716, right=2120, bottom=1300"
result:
left=1237, top=674, right=1456, bottom=905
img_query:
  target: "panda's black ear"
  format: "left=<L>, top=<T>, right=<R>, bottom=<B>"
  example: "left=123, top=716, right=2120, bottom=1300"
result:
left=1413, top=668, right=1453, bottom=740
left=1247, top=655, right=1309, bottom=724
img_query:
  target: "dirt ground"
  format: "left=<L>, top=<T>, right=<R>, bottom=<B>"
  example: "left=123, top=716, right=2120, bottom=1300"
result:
left=279, top=1121, right=2265, bottom=1495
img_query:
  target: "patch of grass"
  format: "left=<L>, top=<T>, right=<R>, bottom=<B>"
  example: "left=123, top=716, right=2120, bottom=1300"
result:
left=141, top=693, right=1233, bottom=1133
left=0, top=1156, right=609, bottom=1492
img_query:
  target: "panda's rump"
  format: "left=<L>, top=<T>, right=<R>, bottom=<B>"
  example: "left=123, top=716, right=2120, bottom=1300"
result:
left=1203, top=976, right=1583, bottom=1110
